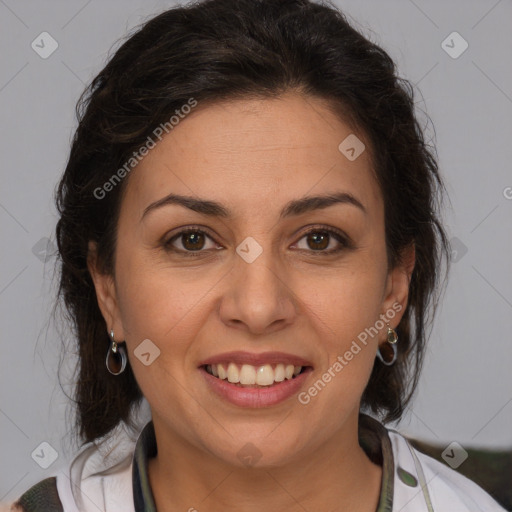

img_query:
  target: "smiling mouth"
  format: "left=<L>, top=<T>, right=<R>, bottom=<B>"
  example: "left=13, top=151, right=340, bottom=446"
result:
left=203, top=363, right=310, bottom=388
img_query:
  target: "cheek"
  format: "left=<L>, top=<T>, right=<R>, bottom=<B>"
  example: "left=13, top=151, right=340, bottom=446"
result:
left=295, top=258, right=386, bottom=401
left=117, top=269, right=204, bottom=340
left=304, top=262, right=386, bottom=344
left=114, top=249, right=225, bottom=368
left=113, top=258, right=208, bottom=410
left=297, top=280, right=381, bottom=431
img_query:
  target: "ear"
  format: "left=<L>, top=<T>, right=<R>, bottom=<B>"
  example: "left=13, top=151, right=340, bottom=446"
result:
left=87, top=241, right=126, bottom=340
left=381, top=243, right=415, bottom=326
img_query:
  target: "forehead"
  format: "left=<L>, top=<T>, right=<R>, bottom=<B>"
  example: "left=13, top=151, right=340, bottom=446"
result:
left=122, top=93, right=382, bottom=220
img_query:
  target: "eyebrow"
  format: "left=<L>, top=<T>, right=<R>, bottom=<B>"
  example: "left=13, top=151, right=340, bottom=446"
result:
left=141, top=191, right=366, bottom=221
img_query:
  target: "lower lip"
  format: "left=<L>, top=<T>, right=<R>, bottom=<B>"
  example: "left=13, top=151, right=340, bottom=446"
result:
left=200, top=367, right=313, bottom=408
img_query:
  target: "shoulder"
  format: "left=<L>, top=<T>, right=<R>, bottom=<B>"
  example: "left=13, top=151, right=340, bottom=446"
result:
left=2, top=477, right=63, bottom=512
left=388, top=429, right=507, bottom=511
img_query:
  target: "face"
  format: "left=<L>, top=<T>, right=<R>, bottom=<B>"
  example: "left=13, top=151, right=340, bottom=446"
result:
left=89, top=92, right=412, bottom=468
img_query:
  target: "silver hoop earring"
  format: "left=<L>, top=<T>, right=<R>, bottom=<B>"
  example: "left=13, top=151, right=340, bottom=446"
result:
left=376, top=324, right=398, bottom=366
left=106, top=329, right=127, bottom=375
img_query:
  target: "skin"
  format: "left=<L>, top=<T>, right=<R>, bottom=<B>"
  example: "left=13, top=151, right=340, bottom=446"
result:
left=88, top=92, right=414, bottom=512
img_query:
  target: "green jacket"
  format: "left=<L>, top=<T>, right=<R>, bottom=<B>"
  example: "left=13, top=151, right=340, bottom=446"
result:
left=9, top=477, right=63, bottom=512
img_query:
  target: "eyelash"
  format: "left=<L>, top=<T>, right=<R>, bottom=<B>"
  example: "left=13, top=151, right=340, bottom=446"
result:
left=163, top=225, right=352, bottom=257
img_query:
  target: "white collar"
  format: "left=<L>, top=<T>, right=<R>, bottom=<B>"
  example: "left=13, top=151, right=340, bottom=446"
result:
left=55, top=421, right=138, bottom=512
left=54, top=422, right=505, bottom=511
left=387, top=429, right=506, bottom=511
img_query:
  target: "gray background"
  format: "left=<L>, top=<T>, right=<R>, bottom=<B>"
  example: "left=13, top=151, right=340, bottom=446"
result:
left=1, top=0, right=511, bottom=501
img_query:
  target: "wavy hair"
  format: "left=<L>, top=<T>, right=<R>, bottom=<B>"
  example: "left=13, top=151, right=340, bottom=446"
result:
left=55, top=0, right=450, bottom=444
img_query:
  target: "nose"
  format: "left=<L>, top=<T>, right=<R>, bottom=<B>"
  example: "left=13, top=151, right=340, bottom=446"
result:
left=219, top=245, right=298, bottom=336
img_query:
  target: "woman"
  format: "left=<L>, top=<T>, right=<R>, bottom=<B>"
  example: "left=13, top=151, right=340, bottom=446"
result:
left=4, top=0, right=506, bottom=510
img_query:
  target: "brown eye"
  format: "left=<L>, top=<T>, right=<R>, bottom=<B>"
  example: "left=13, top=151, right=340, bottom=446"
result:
left=181, top=231, right=206, bottom=251
left=164, top=228, right=218, bottom=254
left=293, top=227, right=351, bottom=255
left=306, top=231, right=330, bottom=251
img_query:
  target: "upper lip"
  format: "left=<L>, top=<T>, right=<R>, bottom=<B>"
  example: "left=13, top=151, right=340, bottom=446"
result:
left=198, top=351, right=314, bottom=368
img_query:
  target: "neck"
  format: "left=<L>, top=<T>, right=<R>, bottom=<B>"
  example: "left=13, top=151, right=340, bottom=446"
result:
left=147, top=413, right=383, bottom=512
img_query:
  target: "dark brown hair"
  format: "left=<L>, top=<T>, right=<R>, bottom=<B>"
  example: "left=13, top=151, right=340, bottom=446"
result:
left=55, top=0, right=449, bottom=445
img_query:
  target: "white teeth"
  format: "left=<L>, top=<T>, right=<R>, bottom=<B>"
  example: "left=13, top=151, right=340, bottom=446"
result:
left=274, top=363, right=285, bottom=382
left=217, top=364, right=227, bottom=380
left=227, top=363, right=239, bottom=383
left=256, top=364, right=274, bottom=386
left=206, top=363, right=303, bottom=386
left=239, top=364, right=256, bottom=385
